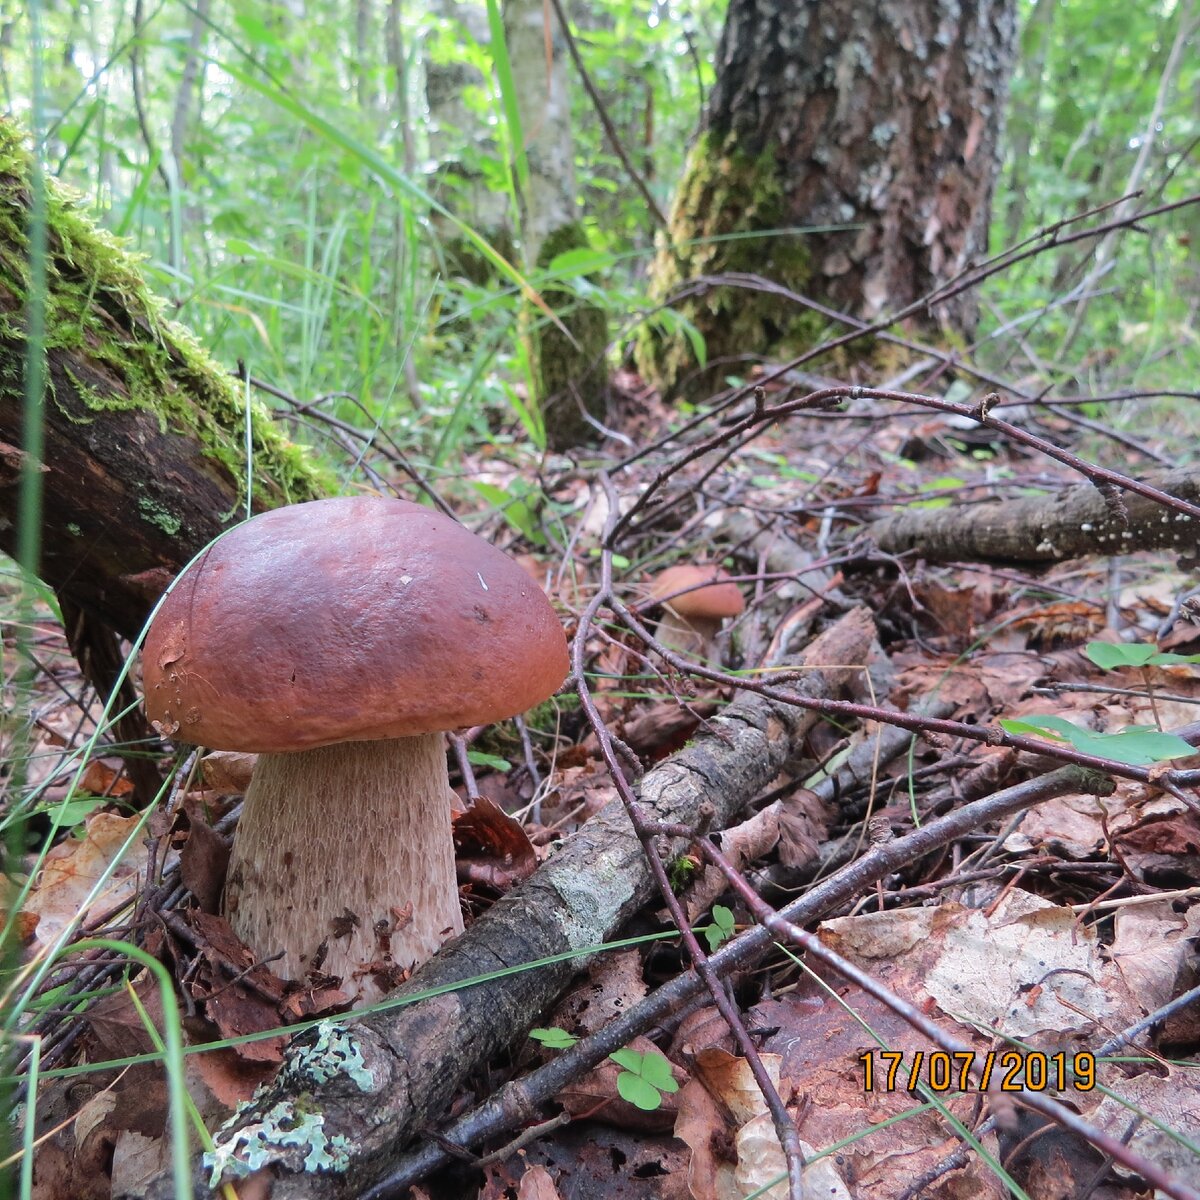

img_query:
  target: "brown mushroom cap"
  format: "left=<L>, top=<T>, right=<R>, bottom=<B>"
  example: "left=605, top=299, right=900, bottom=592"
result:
left=650, top=564, right=745, bottom=620
left=144, top=497, right=569, bottom=753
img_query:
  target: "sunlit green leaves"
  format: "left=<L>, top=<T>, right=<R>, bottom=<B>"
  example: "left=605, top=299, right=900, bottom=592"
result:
left=1084, top=641, right=1200, bottom=671
left=1000, top=715, right=1196, bottom=767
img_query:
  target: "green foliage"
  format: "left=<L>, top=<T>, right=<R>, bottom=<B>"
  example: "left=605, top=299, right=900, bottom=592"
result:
left=529, top=1028, right=679, bottom=1110
left=703, top=903, right=736, bottom=952
left=530, top=1026, right=579, bottom=1049
left=1084, top=640, right=1200, bottom=671
left=1000, top=715, right=1196, bottom=767
left=608, top=1047, right=681, bottom=1110
left=465, top=749, right=512, bottom=772
left=989, top=0, right=1199, bottom=411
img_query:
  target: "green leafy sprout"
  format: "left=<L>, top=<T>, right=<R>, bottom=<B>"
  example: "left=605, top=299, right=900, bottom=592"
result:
left=704, top=904, right=736, bottom=952
left=529, top=1030, right=680, bottom=1111
left=999, top=715, right=1196, bottom=767
left=1084, top=640, right=1200, bottom=671
left=999, top=639, right=1200, bottom=766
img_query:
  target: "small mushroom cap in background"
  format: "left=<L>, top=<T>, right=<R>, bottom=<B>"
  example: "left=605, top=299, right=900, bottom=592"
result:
left=650, top=564, right=745, bottom=620
left=144, top=497, right=569, bottom=753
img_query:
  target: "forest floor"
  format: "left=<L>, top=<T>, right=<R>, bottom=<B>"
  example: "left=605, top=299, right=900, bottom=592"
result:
left=10, top=364, right=1200, bottom=1200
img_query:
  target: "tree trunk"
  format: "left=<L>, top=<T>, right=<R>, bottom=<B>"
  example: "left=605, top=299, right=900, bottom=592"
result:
left=0, top=118, right=329, bottom=642
left=505, top=0, right=610, bottom=450
left=637, top=0, right=1018, bottom=398
left=871, top=467, right=1200, bottom=565
left=424, top=0, right=513, bottom=280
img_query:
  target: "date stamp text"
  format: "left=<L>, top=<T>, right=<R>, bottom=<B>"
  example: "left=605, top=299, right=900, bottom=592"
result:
left=859, top=1049, right=1096, bottom=1093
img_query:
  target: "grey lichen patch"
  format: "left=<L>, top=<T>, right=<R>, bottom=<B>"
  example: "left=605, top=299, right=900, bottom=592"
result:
left=204, top=1022, right=376, bottom=1187
left=553, top=844, right=637, bottom=949
left=283, top=1020, right=376, bottom=1091
left=204, top=1103, right=352, bottom=1187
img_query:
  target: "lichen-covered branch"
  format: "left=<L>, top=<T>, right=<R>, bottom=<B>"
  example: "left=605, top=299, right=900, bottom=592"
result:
left=0, top=119, right=330, bottom=639
left=135, top=607, right=876, bottom=1200
left=871, top=467, right=1200, bottom=565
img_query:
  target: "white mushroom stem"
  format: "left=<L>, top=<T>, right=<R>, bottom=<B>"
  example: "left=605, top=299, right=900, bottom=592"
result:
left=653, top=607, right=722, bottom=661
left=223, top=733, right=464, bottom=1006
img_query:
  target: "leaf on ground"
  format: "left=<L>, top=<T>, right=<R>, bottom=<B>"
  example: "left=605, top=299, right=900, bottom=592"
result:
left=820, top=890, right=1129, bottom=1038
left=551, top=949, right=648, bottom=1037
left=737, top=982, right=1006, bottom=1200
left=516, top=1164, right=564, bottom=1200
left=110, top=1129, right=173, bottom=1198
left=686, top=803, right=780, bottom=921
left=1091, top=1067, right=1200, bottom=1184
left=191, top=1045, right=279, bottom=1110
left=25, top=811, right=149, bottom=951
left=78, top=757, right=135, bottom=798
left=183, top=910, right=287, bottom=1063
left=678, top=1048, right=847, bottom=1200
left=201, top=750, right=257, bottom=793
left=452, top=795, right=538, bottom=890
left=180, top=804, right=229, bottom=914
left=1107, top=899, right=1200, bottom=1016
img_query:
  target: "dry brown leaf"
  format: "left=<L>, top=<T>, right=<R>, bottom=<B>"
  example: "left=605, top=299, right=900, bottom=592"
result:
left=819, top=891, right=1135, bottom=1038
left=453, top=795, right=538, bottom=890
left=1107, top=899, right=1200, bottom=1016
left=184, top=910, right=287, bottom=1063
left=686, top=804, right=781, bottom=921
left=179, top=813, right=229, bottom=914
left=678, top=1048, right=847, bottom=1200
left=26, top=811, right=149, bottom=950
left=747, top=982, right=1006, bottom=1200
left=778, top=787, right=833, bottom=868
left=517, top=1163, right=564, bottom=1200
left=1091, top=1066, right=1200, bottom=1183
left=79, top=758, right=134, bottom=798
left=201, top=750, right=257, bottom=793
left=552, top=949, right=648, bottom=1037
left=191, top=1046, right=278, bottom=1111
left=110, top=1130, right=172, bottom=1197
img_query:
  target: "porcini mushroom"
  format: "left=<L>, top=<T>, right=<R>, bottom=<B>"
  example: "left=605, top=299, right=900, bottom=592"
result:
left=649, top=564, right=745, bottom=662
left=143, top=496, right=568, bottom=1004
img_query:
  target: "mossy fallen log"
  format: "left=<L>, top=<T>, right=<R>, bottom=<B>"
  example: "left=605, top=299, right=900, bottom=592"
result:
left=0, top=119, right=330, bottom=640
left=871, top=467, right=1200, bottom=566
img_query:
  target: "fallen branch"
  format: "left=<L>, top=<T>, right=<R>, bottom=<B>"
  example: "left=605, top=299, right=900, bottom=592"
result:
left=367, top=762, right=1106, bottom=1198
left=136, top=607, right=876, bottom=1199
left=871, top=466, right=1200, bottom=565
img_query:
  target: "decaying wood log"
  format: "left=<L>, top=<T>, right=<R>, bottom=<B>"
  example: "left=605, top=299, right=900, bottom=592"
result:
left=136, top=606, right=876, bottom=1200
left=0, top=119, right=328, bottom=641
left=871, top=466, right=1200, bottom=565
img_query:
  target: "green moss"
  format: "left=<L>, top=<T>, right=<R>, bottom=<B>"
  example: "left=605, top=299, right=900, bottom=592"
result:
left=136, top=493, right=182, bottom=536
left=634, top=133, right=824, bottom=400
left=0, top=120, right=332, bottom=514
left=532, top=222, right=610, bottom=452
left=471, top=691, right=582, bottom=761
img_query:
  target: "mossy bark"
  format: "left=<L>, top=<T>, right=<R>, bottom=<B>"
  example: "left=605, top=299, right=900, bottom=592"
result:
left=637, top=0, right=1017, bottom=400
left=533, top=223, right=609, bottom=452
left=635, top=136, right=821, bottom=399
left=0, top=119, right=330, bottom=639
